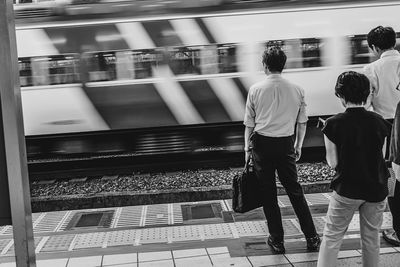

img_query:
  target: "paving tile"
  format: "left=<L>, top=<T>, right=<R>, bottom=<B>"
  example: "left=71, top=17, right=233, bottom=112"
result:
left=37, top=258, right=68, bottom=267
left=138, top=259, right=174, bottom=267
left=103, top=253, right=137, bottom=265
left=206, top=247, right=229, bottom=255
left=357, top=247, right=397, bottom=255
left=393, top=246, right=400, bottom=252
left=377, top=253, right=400, bottom=267
left=337, top=250, right=361, bottom=258
left=247, top=254, right=289, bottom=266
left=173, top=248, right=207, bottom=258
left=174, top=255, right=212, bottom=267
left=138, top=251, right=172, bottom=262
left=380, top=247, right=397, bottom=254
left=103, top=264, right=135, bottom=267
left=210, top=253, right=251, bottom=267
left=285, top=252, right=319, bottom=263
left=67, top=256, right=102, bottom=267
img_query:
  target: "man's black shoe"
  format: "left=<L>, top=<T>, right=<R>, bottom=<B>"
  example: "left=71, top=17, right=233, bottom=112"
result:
left=267, top=236, right=285, bottom=254
left=383, top=229, right=400, bottom=246
left=306, top=235, right=321, bottom=251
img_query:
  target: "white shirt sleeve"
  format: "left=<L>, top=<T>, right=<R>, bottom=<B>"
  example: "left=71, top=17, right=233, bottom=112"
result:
left=243, top=87, right=256, bottom=127
left=296, top=88, right=308, bottom=123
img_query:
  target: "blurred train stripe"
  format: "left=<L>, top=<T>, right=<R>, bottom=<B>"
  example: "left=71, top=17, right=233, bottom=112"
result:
left=16, top=29, right=59, bottom=57
left=44, top=25, right=129, bottom=54
left=179, top=80, right=230, bottom=123
left=233, top=77, right=249, bottom=100
left=83, top=83, right=178, bottom=129
left=194, top=18, right=217, bottom=44
left=170, top=19, right=209, bottom=46
left=153, top=66, right=204, bottom=124
left=208, top=78, right=245, bottom=121
left=142, top=21, right=183, bottom=47
left=116, top=22, right=155, bottom=49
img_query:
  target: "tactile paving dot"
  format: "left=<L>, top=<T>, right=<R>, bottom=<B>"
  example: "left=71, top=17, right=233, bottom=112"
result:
left=41, top=234, right=75, bottom=252
left=382, top=212, right=393, bottom=229
left=305, top=194, right=330, bottom=205
left=73, top=232, right=107, bottom=250
left=312, top=217, right=326, bottom=233
left=203, top=224, right=233, bottom=239
left=107, top=230, right=138, bottom=247
left=282, top=220, right=301, bottom=236
left=140, top=227, right=168, bottom=244
left=235, top=221, right=268, bottom=237
left=6, top=237, right=42, bottom=255
left=171, top=225, right=202, bottom=242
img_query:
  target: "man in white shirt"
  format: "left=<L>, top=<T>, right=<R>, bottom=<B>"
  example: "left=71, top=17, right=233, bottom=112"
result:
left=243, top=47, right=320, bottom=254
left=363, top=25, right=400, bottom=246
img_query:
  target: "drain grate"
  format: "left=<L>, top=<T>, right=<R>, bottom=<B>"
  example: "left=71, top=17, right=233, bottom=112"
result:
left=66, top=210, right=114, bottom=230
left=182, top=203, right=222, bottom=221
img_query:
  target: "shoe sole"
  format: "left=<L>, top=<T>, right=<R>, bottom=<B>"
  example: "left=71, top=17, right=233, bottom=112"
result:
left=383, top=234, right=400, bottom=246
left=267, top=240, right=285, bottom=254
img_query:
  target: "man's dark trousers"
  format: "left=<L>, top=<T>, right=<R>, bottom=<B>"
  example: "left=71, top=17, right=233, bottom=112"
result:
left=252, top=133, right=317, bottom=241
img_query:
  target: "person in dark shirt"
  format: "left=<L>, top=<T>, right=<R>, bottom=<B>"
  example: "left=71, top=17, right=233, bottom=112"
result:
left=317, top=71, right=391, bottom=267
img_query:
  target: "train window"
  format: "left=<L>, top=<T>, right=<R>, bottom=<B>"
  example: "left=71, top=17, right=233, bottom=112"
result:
left=87, top=50, right=161, bottom=81
left=47, top=55, right=80, bottom=85
left=301, top=38, right=322, bottom=67
left=131, top=50, right=161, bottom=79
left=218, top=44, right=237, bottom=73
left=19, top=54, right=80, bottom=87
left=87, top=52, right=117, bottom=82
left=168, top=47, right=201, bottom=75
left=349, top=35, right=374, bottom=65
left=265, top=38, right=322, bottom=68
left=19, top=58, right=33, bottom=87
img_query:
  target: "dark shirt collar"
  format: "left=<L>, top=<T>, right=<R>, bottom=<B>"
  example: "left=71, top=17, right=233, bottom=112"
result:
left=345, top=107, right=366, bottom=113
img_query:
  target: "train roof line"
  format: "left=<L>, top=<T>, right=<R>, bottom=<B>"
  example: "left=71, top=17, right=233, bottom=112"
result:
left=16, top=1, right=400, bottom=30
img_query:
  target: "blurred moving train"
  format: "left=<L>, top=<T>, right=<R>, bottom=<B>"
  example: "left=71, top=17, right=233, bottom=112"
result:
left=14, top=1, right=400, bottom=153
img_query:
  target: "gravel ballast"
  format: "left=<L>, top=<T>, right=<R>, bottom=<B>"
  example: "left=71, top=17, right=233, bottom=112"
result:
left=31, top=162, right=335, bottom=198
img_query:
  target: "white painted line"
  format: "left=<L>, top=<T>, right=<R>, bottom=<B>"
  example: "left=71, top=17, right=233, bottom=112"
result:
left=55, top=211, right=72, bottom=232
left=224, top=200, right=232, bottom=211
left=134, top=229, right=141, bottom=246
left=35, top=236, right=49, bottom=253
left=140, top=206, right=148, bottom=227
left=0, top=226, right=11, bottom=235
left=102, top=232, right=110, bottom=249
left=228, top=223, right=240, bottom=239
left=111, top=207, right=123, bottom=228
left=168, top=204, right=174, bottom=225
left=68, top=235, right=78, bottom=251
left=290, top=219, right=303, bottom=232
left=1, top=240, right=13, bottom=255
left=32, top=213, right=47, bottom=229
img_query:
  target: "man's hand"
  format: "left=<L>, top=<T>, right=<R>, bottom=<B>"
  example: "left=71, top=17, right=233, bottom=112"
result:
left=295, top=145, right=302, bottom=162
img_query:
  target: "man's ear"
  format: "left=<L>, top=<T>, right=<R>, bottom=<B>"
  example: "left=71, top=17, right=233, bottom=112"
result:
left=372, top=44, right=381, bottom=54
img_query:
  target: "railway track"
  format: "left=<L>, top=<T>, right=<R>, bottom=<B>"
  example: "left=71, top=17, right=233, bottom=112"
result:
left=26, top=120, right=326, bottom=181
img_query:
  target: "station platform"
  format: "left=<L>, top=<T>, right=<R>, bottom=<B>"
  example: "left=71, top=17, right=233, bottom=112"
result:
left=0, top=192, right=399, bottom=266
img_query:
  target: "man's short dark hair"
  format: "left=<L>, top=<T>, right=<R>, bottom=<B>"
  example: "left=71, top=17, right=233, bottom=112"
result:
left=367, top=26, right=396, bottom=50
left=262, top=46, right=287, bottom=72
left=335, top=71, right=370, bottom=104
